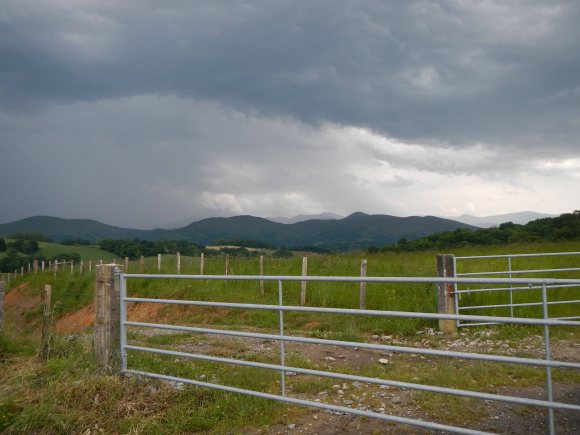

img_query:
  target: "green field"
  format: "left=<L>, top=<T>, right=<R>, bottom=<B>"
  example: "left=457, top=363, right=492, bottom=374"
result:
left=2, top=240, right=580, bottom=435
left=0, top=240, right=117, bottom=262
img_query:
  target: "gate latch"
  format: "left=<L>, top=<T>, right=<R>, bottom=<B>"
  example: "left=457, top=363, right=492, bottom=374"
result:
left=447, top=284, right=455, bottom=297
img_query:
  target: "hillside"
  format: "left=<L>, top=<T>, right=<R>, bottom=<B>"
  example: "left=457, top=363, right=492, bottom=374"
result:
left=0, top=216, right=166, bottom=243
left=161, top=214, right=478, bottom=250
left=0, top=214, right=479, bottom=251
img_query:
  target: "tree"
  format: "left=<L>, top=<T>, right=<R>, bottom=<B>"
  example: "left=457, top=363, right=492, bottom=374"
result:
left=0, top=238, right=5, bottom=252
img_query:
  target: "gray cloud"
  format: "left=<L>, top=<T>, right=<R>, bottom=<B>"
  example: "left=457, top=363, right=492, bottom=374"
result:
left=1, top=1, right=579, bottom=228
left=2, top=1, right=580, bottom=152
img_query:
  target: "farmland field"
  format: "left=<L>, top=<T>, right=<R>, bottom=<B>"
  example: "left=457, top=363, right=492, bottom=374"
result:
left=1, top=240, right=579, bottom=434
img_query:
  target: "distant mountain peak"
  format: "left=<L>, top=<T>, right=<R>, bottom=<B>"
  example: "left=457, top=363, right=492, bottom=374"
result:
left=265, top=212, right=344, bottom=225
left=343, top=211, right=369, bottom=220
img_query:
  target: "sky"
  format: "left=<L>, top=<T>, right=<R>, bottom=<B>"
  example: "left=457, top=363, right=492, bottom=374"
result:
left=1, top=0, right=579, bottom=229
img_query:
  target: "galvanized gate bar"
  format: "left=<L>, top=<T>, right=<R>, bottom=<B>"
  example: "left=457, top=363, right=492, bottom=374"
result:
left=123, top=273, right=579, bottom=285
left=457, top=268, right=580, bottom=276
left=456, top=252, right=580, bottom=260
left=123, top=344, right=580, bottom=411
left=123, top=320, right=580, bottom=369
left=123, top=296, right=580, bottom=326
left=124, top=369, right=493, bottom=435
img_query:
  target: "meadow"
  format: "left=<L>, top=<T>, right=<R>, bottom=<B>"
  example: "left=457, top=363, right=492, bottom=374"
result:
left=1, top=241, right=579, bottom=434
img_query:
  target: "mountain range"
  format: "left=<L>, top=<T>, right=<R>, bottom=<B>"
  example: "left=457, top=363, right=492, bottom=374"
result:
left=451, top=211, right=558, bottom=228
left=0, top=213, right=478, bottom=251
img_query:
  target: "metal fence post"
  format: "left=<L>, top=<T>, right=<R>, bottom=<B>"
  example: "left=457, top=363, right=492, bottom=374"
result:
left=542, top=283, right=555, bottom=435
left=300, top=257, right=308, bottom=306
left=278, top=279, right=286, bottom=396
left=437, top=254, right=458, bottom=335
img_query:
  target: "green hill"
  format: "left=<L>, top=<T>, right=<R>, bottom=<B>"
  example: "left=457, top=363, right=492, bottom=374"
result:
left=0, top=214, right=479, bottom=252
left=0, top=216, right=165, bottom=243
left=161, top=214, right=478, bottom=250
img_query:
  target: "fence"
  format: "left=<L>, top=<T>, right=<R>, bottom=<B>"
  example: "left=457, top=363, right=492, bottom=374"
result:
left=453, top=252, right=580, bottom=328
left=118, top=271, right=580, bottom=435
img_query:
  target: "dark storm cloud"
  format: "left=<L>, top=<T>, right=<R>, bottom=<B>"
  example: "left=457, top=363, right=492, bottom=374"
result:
left=2, top=0, right=580, bottom=153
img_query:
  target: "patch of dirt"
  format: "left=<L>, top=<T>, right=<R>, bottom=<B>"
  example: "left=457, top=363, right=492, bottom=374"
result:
left=4, top=283, right=43, bottom=330
left=55, top=301, right=95, bottom=334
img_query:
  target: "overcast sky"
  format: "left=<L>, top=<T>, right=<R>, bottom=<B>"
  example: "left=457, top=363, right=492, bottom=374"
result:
left=1, top=1, right=579, bottom=229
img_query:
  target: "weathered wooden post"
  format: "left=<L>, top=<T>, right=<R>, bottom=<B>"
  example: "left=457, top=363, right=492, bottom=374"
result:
left=140, top=256, right=144, bottom=273
left=125, top=257, right=129, bottom=272
left=100, top=260, right=103, bottom=265
left=42, top=261, right=45, bottom=273
left=94, top=263, right=123, bottom=371
left=80, top=260, right=83, bottom=273
left=54, top=261, right=57, bottom=281
left=157, top=254, right=161, bottom=272
left=360, top=259, right=367, bottom=310
left=0, top=281, right=5, bottom=331
left=28, top=263, right=31, bottom=273
left=437, top=254, right=458, bottom=335
left=177, top=252, right=181, bottom=275
left=33, top=260, right=38, bottom=275
left=40, top=285, right=52, bottom=360
left=259, top=255, right=264, bottom=295
left=21, top=266, right=24, bottom=277
left=300, top=257, right=308, bottom=306
left=89, top=261, right=92, bottom=271
left=71, top=261, right=74, bottom=274
left=200, top=253, right=204, bottom=275
left=225, top=254, right=229, bottom=276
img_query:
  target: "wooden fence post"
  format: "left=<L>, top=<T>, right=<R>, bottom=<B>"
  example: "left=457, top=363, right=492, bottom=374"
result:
left=259, top=255, right=264, bottom=295
left=100, top=260, right=103, bottom=265
left=125, top=257, right=129, bottom=272
left=71, top=261, right=74, bottom=274
left=360, top=259, right=367, bottom=310
left=177, top=252, right=181, bottom=275
left=225, top=254, right=229, bottom=276
left=28, top=263, right=31, bottom=273
left=53, top=261, right=57, bottom=281
left=0, top=281, right=5, bottom=331
left=89, top=261, right=92, bottom=271
left=40, top=285, right=52, bottom=360
left=158, top=254, right=161, bottom=272
left=301, top=257, right=308, bottom=306
left=33, top=260, right=38, bottom=275
left=437, top=254, right=457, bottom=335
left=200, top=253, right=204, bottom=275
left=80, top=260, right=83, bottom=273
left=140, top=256, right=144, bottom=273
left=94, top=263, right=123, bottom=371
left=21, top=266, right=24, bottom=277
left=42, top=261, right=45, bottom=273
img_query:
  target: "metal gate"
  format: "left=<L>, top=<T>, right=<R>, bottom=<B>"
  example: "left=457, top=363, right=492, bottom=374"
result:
left=453, top=252, right=580, bottom=327
left=119, top=273, right=580, bottom=435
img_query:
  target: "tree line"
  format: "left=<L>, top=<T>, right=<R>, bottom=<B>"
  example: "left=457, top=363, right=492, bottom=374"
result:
left=367, top=213, right=580, bottom=253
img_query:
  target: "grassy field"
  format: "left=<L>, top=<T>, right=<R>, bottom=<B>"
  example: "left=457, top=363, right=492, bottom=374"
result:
left=0, top=240, right=117, bottom=262
left=1, top=241, right=579, bottom=434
